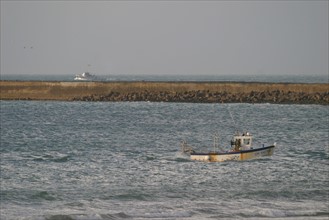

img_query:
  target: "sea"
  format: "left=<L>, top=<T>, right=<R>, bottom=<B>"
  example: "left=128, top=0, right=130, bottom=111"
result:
left=1, top=74, right=329, bottom=220
left=0, top=73, right=328, bottom=83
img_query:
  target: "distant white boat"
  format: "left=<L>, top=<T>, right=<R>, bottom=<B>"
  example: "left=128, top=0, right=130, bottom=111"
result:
left=74, top=72, right=96, bottom=81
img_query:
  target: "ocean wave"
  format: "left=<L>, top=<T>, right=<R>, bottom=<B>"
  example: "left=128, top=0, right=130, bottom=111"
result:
left=43, top=211, right=194, bottom=220
left=239, top=209, right=329, bottom=219
left=31, top=153, right=71, bottom=163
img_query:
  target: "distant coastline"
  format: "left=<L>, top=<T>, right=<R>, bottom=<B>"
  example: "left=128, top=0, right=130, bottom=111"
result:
left=1, top=81, right=328, bottom=104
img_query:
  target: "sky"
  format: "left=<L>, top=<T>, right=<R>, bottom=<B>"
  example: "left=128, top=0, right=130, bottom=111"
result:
left=1, top=1, right=328, bottom=76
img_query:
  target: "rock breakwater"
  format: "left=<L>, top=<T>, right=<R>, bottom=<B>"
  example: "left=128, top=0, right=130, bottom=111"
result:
left=1, top=81, right=328, bottom=104
left=73, top=89, right=328, bottom=104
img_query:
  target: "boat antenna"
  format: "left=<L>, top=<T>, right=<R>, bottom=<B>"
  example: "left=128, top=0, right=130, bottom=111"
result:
left=228, top=106, right=239, bottom=134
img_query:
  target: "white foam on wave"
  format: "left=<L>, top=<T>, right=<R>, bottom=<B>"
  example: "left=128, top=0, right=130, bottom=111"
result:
left=234, top=199, right=328, bottom=219
left=133, top=210, right=194, bottom=219
left=174, top=151, right=191, bottom=161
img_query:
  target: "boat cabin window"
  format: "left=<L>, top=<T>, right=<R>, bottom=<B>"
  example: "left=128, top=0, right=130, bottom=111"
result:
left=233, top=135, right=252, bottom=148
left=243, top=138, right=251, bottom=145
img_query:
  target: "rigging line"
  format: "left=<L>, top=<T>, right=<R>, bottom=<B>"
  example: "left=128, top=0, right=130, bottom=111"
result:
left=227, top=106, right=239, bottom=133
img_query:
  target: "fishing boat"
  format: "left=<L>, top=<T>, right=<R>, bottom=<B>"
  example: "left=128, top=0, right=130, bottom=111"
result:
left=74, top=72, right=96, bottom=81
left=181, top=132, right=276, bottom=162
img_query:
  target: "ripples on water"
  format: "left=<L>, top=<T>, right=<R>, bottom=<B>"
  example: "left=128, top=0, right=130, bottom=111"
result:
left=1, top=73, right=328, bottom=83
left=1, top=101, right=328, bottom=220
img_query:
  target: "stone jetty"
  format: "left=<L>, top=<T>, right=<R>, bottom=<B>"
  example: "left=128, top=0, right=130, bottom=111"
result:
left=1, top=81, right=328, bottom=104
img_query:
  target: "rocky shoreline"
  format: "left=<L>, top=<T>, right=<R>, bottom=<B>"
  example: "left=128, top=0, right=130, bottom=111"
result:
left=1, top=81, right=328, bottom=104
left=72, top=89, right=328, bottom=104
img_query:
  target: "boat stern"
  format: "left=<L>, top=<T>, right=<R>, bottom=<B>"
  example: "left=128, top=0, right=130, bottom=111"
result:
left=190, top=154, right=210, bottom=162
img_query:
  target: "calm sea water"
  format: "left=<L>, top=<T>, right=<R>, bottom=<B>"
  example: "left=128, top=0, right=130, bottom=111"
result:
left=1, top=73, right=328, bottom=83
left=1, top=101, right=328, bottom=220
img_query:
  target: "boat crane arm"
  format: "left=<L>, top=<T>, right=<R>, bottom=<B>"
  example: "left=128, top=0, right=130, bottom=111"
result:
left=181, top=140, right=195, bottom=154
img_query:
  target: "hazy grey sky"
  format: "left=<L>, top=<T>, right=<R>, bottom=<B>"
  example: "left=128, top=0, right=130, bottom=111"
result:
left=1, top=1, right=328, bottom=76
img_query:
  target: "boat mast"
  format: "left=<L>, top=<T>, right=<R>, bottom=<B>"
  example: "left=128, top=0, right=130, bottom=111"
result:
left=228, top=107, right=239, bottom=134
left=213, top=132, right=225, bottom=152
left=213, top=132, right=219, bottom=152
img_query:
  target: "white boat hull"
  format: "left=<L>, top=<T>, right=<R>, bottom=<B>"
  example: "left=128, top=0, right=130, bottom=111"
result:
left=74, top=77, right=89, bottom=81
left=74, top=72, right=96, bottom=81
left=190, top=145, right=275, bottom=162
